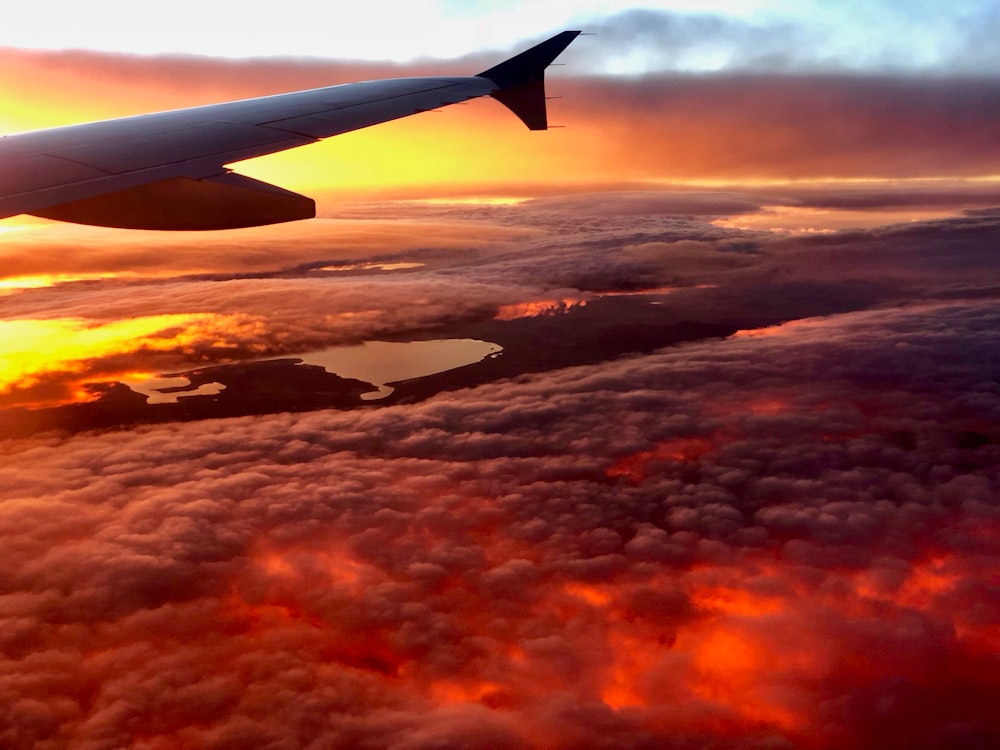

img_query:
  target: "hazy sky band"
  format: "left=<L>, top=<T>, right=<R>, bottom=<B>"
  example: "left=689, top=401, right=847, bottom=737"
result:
left=3, top=1, right=1000, bottom=75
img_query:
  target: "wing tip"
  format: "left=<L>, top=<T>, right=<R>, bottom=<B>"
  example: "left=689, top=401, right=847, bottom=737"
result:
left=476, top=30, right=582, bottom=89
left=476, top=30, right=582, bottom=131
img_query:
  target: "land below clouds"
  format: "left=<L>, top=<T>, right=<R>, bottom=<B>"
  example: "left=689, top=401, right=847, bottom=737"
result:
left=0, top=277, right=895, bottom=439
left=3, top=191, right=1000, bottom=442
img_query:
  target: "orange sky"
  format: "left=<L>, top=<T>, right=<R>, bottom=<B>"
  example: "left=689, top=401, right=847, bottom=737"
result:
left=5, top=47, right=1000, bottom=210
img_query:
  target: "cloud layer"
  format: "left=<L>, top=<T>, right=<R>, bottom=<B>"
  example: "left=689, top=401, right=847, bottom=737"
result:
left=1, top=295, right=998, bottom=748
left=3, top=189, right=999, bottom=417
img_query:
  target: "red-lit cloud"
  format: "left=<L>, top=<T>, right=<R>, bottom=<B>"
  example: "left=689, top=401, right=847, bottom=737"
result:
left=1, top=298, right=997, bottom=748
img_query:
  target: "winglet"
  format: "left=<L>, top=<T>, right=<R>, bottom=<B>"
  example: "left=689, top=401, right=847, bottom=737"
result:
left=476, top=30, right=581, bottom=130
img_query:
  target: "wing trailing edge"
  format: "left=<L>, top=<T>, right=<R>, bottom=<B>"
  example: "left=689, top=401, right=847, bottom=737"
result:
left=31, top=173, right=315, bottom=231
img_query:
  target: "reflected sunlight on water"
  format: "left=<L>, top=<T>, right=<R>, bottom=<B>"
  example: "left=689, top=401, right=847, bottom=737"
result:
left=119, top=339, right=503, bottom=404
left=300, top=339, right=502, bottom=399
left=0, top=314, right=260, bottom=408
left=120, top=375, right=227, bottom=404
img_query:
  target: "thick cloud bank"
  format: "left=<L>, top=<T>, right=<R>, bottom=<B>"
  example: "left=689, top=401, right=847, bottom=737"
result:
left=3, top=28, right=999, bottom=747
left=2, top=298, right=997, bottom=749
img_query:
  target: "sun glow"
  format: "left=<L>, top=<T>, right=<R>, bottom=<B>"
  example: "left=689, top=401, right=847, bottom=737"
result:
left=0, top=273, right=139, bottom=294
left=0, top=314, right=261, bottom=407
left=232, top=101, right=604, bottom=199
left=495, top=298, right=588, bottom=320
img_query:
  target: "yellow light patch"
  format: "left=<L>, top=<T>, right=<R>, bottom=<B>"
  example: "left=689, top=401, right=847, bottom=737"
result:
left=0, top=314, right=260, bottom=405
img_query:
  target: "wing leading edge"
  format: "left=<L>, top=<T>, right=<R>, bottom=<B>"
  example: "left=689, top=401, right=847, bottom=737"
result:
left=0, top=31, right=581, bottom=231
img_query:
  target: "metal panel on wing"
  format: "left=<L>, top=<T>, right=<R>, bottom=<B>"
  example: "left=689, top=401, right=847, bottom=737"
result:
left=259, top=80, right=493, bottom=139
left=45, top=121, right=312, bottom=174
left=0, top=155, right=110, bottom=196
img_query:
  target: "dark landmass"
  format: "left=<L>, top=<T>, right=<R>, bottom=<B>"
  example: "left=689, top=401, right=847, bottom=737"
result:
left=0, top=282, right=883, bottom=439
left=384, top=281, right=884, bottom=401
left=0, top=360, right=375, bottom=439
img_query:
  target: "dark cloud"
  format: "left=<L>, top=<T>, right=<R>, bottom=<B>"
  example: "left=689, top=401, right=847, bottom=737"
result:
left=0, top=218, right=538, bottom=278
left=777, top=183, right=1000, bottom=212
left=554, top=74, right=1000, bottom=181
left=520, top=191, right=770, bottom=217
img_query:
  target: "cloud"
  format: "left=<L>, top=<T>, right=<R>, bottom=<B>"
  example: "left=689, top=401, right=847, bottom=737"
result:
left=569, top=6, right=1000, bottom=75
left=575, top=9, right=811, bottom=73
left=521, top=191, right=769, bottom=217
left=0, top=47, right=456, bottom=129
left=1, top=295, right=997, bottom=747
left=2, top=58, right=1000, bottom=743
left=554, top=74, right=1000, bottom=181
left=2, top=191, right=998, bottom=424
left=0, top=218, right=539, bottom=278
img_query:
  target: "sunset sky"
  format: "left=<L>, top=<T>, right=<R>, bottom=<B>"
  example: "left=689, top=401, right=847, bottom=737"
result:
left=1, top=2, right=999, bottom=749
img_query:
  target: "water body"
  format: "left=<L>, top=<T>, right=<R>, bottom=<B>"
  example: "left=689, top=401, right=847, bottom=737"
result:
left=123, top=339, right=502, bottom=403
left=121, top=376, right=226, bottom=404
left=301, top=339, right=502, bottom=399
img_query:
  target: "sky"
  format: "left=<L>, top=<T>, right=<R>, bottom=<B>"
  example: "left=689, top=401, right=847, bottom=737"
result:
left=3, top=0, right=1000, bottom=74
left=1, top=2, right=999, bottom=749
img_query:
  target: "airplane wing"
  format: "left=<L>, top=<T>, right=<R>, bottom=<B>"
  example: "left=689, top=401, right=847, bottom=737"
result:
left=0, top=30, right=580, bottom=230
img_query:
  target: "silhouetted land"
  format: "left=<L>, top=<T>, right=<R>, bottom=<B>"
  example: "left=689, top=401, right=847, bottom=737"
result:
left=0, top=284, right=881, bottom=438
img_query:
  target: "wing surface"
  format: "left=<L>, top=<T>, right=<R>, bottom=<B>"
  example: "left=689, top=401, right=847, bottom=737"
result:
left=0, top=31, right=580, bottom=230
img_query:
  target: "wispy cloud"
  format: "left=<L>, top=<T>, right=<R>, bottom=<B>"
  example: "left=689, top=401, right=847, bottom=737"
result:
left=568, top=5, right=1000, bottom=74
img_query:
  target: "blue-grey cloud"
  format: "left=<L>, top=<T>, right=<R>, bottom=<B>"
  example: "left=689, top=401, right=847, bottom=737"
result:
left=563, top=6, right=1000, bottom=75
